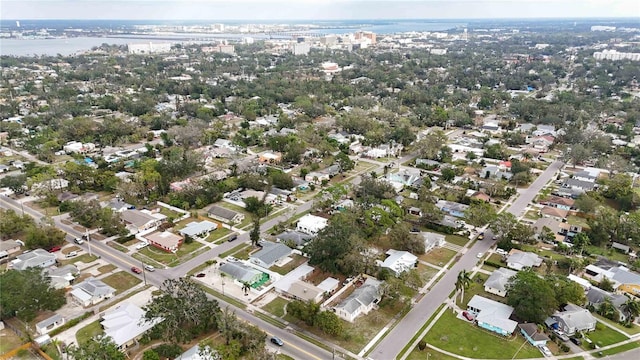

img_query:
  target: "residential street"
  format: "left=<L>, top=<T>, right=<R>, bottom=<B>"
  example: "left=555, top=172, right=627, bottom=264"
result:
left=368, top=160, right=564, bottom=360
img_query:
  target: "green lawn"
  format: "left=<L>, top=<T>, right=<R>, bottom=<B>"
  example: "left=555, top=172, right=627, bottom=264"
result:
left=263, top=296, right=289, bottom=318
left=0, top=329, right=23, bottom=354
left=220, top=243, right=249, bottom=258
left=75, top=320, right=103, bottom=345
left=175, top=240, right=205, bottom=257
left=207, top=227, right=231, bottom=243
left=136, top=240, right=204, bottom=267
left=232, top=245, right=256, bottom=260
left=445, top=234, right=470, bottom=247
left=100, top=271, right=142, bottom=294
left=593, top=314, right=640, bottom=335
left=59, top=254, right=99, bottom=266
left=567, top=215, right=590, bottom=229
left=270, top=254, right=307, bottom=275
left=406, top=348, right=458, bottom=360
left=586, top=245, right=630, bottom=263
left=97, top=264, right=117, bottom=274
left=423, top=311, right=541, bottom=359
left=107, top=241, right=129, bottom=253
left=420, top=248, right=457, bottom=267
left=594, top=341, right=640, bottom=357
left=584, top=322, right=629, bottom=348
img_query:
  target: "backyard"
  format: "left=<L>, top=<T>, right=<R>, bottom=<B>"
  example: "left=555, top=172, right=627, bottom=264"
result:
left=423, top=311, right=542, bottom=359
left=75, top=320, right=103, bottom=345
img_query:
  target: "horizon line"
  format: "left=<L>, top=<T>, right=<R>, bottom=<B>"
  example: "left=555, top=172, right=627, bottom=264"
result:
left=3, top=16, right=640, bottom=21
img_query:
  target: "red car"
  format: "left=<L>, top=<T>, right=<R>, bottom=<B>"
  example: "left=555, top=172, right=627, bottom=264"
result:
left=463, top=311, right=474, bottom=321
left=48, top=246, right=62, bottom=253
left=131, top=267, right=142, bottom=274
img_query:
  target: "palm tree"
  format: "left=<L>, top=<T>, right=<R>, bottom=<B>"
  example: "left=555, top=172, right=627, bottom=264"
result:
left=621, top=298, right=640, bottom=322
left=598, top=298, right=619, bottom=321
left=241, top=281, right=251, bottom=296
left=455, top=269, right=472, bottom=304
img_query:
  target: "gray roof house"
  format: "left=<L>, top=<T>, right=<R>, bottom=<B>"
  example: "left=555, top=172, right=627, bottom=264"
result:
left=275, top=230, right=314, bottom=247
left=219, top=261, right=263, bottom=286
left=35, top=314, right=65, bottom=335
left=45, top=264, right=79, bottom=289
left=207, top=205, right=245, bottom=224
left=506, top=251, right=543, bottom=271
left=586, top=287, right=629, bottom=321
left=484, top=268, right=517, bottom=297
left=552, top=304, right=596, bottom=336
left=249, top=241, right=292, bottom=268
left=70, top=277, right=116, bottom=307
left=120, top=209, right=164, bottom=233
left=10, top=249, right=56, bottom=270
left=562, top=178, right=596, bottom=192
left=422, top=232, right=446, bottom=252
left=335, top=278, right=383, bottom=323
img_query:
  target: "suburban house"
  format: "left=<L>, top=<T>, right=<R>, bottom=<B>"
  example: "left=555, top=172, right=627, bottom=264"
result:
left=518, top=323, right=549, bottom=347
left=176, top=344, right=218, bottom=360
left=470, top=191, right=491, bottom=203
left=296, top=214, right=329, bottom=236
left=385, top=169, right=422, bottom=189
left=45, top=264, right=79, bottom=289
left=178, top=220, right=218, bottom=238
left=10, top=249, right=56, bottom=270
left=101, top=302, right=163, bottom=350
left=422, top=232, right=446, bottom=252
left=249, top=241, right=292, bottom=268
left=562, top=178, right=596, bottom=192
left=540, top=206, right=569, bottom=221
left=540, top=196, right=574, bottom=210
left=435, top=200, right=469, bottom=218
left=484, top=268, right=517, bottom=297
left=335, top=277, right=383, bottom=323
left=573, top=170, right=599, bottom=182
left=506, top=250, right=543, bottom=271
left=407, top=207, right=422, bottom=217
left=207, top=205, right=245, bottom=224
left=584, top=262, right=640, bottom=297
left=568, top=274, right=593, bottom=290
left=0, top=239, right=23, bottom=258
left=70, top=277, right=116, bottom=307
left=282, top=280, right=324, bottom=303
left=258, top=151, right=282, bottom=164
left=35, top=314, right=65, bottom=335
left=552, top=304, right=596, bottom=336
left=219, top=261, right=267, bottom=288
left=533, top=217, right=565, bottom=242
left=120, top=209, right=165, bottom=233
left=586, top=287, right=629, bottom=322
left=275, top=230, right=314, bottom=247
left=466, top=295, right=518, bottom=336
left=107, top=198, right=135, bottom=213
left=143, top=231, right=184, bottom=253
left=379, top=250, right=418, bottom=276
left=611, top=242, right=631, bottom=254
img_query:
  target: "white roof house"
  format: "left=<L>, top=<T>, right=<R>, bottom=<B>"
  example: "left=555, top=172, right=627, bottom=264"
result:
left=335, top=278, right=383, bottom=323
left=101, top=302, right=162, bottom=349
left=10, top=249, right=56, bottom=270
left=506, top=251, right=543, bottom=271
left=422, top=232, right=446, bottom=252
left=70, top=277, right=116, bottom=307
left=35, top=314, right=65, bottom=335
left=296, top=214, right=329, bottom=235
left=484, top=268, right=517, bottom=297
left=380, top=250, right=418, bottom=276
left=467, top=295, right=518, bottom=336
left=178, top=220, right=218, bottom=238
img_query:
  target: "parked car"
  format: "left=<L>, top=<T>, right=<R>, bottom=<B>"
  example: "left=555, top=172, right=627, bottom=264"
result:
left=462, top=311, right=474, bottom=321
left=131, top=267, right=142, bottom=274
left=570, top=337, right=582, bottom=346
left=228, top=233, right=238, bottom=242
left=476, top=252, right=484, bottom=258
left=538, top=345, right=552, bottom=357
left=144, top=265, right=155, bottom=272
left=195, top=273, right=206, bottom=278
left=553, top=330, right=570, bottom=342
left=48, top=246, right=61, bottom=253
left=270, top=337, right=284, bottom=346
left=135, top=242, right=148, bottom=250
left=65, top=251, right=78, bottom=258
left=74, top=238, right=84, bottom=245
left=478, top=233, right=485, bottom=240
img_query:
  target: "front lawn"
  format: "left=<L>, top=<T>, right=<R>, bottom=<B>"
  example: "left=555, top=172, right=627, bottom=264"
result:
left=406, top=348, right=458, bottom=360
left=446, top=234, right=470, bottom=247
left=423, top=311, right=541, bottom=359
left=584, top=322, right=629, bottom=348
left=594, top=341, right=640, bottom=357
left=59, top=254, right=98, bottom=266
left=101, top=271, right=142, bottom=294
left=420, top=248, right=457, bottom=267
left=97, top=264, right=117, bottom=274
left=75, top=320, right=103, bottom=345
left=137, top=241, right=205, bottom=267
left=263, top=296, right=289, bottom=318
left=270, top=254, right=307, bottom=275
left=207, top=227, right=231, bottom=243
left=593, top=314, right=640, bottom=335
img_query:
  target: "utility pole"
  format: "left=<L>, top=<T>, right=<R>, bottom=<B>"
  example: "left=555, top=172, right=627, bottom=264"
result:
left=141, top=260, right=147, bottom=286
left=85, top=229, right=92, bottom=257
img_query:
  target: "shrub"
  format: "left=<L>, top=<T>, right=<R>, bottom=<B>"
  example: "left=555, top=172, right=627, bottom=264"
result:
left=418, top=340, right=427, bottom=351
left=153, top=344, right=183, bottom=359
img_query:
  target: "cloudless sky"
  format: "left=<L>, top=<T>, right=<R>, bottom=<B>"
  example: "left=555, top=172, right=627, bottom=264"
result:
left=2, top=0, right=639, bottom=20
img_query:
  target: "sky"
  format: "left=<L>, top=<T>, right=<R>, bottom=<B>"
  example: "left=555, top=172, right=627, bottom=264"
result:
left=1, top=0, right=639, bottom=20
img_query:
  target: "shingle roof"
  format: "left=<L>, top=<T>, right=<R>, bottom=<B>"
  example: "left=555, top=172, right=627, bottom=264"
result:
left=219, top=262, right=262, bottom=283
left=207, top=205, right=240, bottom=221
left=554, top=304, right=596, bottom=330
left=484, top=268, right=517, bottom=293
left=101, top=302, right=162, bottom=347
left=336, top=278, right=382, bottom=315
left=250, top=242, right=292, bottom=267
left=275, top=231, right=314, bottom=246
left=72, top=277, right=115, bottom=298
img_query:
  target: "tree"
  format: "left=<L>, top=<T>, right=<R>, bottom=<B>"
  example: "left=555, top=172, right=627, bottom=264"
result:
left=599, top=277, right=615, bottom=292
left=249, top=219, right=261, bottom=247
left=574, top=193, right=600, bottom=213
left=455, top=269, right=471, bottom=303
left=142, top=350, right=161, bottom=360
left=572, top=232, right=591, bottom=255
left=67, top=336, right=125, bottom=360
left=315, top=310, right=344, bottom=336
left=545, top=275, right=585, bottom=306
left=388, top=223, right=425, bottom=254
left=507, top=270, right=558, bottom=324
left=597, top=298, right=619, bottom=321
left=307, top=212, right=362, bottom=275
left=621, top=298, right=640, bottom=322
left=416, top=131, right=446, bottom=160
left=0, top=209, right=34, bottom=240
left=464, top=200, right=497, bottom=227
left=24, top=225, right=66, bottom=250
left=143, top=278, right=220, bottom=343
left=334, top=152, right=355, bottom=173
left=0, top=174, right=27, bottom=194
left=566, top=144, right=590, bottom=168
left=0, top=269, right=66, bottom=321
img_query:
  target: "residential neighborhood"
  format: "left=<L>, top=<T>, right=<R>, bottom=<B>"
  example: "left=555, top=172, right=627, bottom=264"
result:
left=1, top=11, right=640, bottom=360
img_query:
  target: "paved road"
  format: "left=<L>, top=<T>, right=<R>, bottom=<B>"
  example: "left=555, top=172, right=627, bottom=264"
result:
left=368, top=160, right=564, bottom=360
left=0, top=195, right=331, bottom=360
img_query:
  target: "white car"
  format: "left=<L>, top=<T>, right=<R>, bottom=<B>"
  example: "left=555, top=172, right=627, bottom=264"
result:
left=538, top=345, right=552, bottom=357
left=66, top=251, right=78, bottom=258
left=144, top=264, right=155, bottom=272
left=477, top=252, right=484, bottom=259
left=135, top=242, right=149, bottom=250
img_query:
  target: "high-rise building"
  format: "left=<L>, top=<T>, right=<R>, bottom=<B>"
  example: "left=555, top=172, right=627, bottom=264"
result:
left=354, top=31, right=376, bottom=45
left=291, top=42, right=311, bottom=56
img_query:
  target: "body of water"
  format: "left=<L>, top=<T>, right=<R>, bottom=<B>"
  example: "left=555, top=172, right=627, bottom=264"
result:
left=0, top=21, right=462, bottom=57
